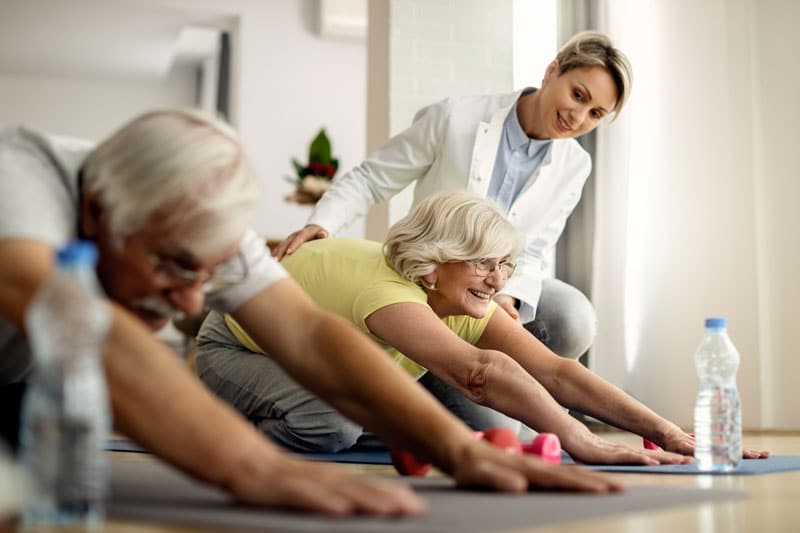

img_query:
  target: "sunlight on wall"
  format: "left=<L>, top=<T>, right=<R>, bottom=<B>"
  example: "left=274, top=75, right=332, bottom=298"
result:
left=617, top=0, right=662, bottom=376
left=512, top=0, right=556, bottom=90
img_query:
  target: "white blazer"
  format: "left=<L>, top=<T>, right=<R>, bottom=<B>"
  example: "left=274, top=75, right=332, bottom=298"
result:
left=309, top=90, right=591, bottom=322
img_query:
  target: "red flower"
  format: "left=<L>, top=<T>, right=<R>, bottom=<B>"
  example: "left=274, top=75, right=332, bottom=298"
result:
left=306, top=161, right=337, bottom=179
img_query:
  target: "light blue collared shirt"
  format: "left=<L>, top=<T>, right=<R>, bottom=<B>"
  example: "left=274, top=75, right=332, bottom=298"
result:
left=487, top=92, right=552, bottom=214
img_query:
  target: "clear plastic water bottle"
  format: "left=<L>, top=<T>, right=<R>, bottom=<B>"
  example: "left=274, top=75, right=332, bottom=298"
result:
left=18, top=241, right=112, bottom=526
left=693, top=317, right=742, bottom=472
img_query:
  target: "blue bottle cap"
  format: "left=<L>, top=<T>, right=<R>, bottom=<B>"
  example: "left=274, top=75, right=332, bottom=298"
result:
left=705, top=317, right=727, bottom=329
left=56, top=240, right=98, bottom=267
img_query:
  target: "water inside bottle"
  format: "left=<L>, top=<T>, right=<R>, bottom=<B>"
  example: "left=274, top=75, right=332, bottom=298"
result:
left=694, top=385, right=742, bottom=471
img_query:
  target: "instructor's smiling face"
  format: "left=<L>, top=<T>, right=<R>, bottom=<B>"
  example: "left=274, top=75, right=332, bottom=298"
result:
left=531, top=63, right=619, bottom=140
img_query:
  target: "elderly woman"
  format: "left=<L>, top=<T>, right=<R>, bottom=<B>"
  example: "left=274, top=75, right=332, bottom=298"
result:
left=197, top=191, right=739, bottom=465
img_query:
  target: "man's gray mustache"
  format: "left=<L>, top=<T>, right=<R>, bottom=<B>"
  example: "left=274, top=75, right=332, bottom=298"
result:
left=132, top=296, right=184, bottom=321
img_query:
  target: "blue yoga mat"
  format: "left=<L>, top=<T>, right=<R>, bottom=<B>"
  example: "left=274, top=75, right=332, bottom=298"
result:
left=302, top=450, right=798, bottom=476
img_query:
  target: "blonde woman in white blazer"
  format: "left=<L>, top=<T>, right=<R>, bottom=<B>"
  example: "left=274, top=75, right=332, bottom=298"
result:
left=274, top=31, right=633, bottom=432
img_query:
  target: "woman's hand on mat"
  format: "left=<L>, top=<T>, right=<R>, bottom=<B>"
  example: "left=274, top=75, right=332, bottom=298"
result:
left=659, top=430, right=770, bottom=460
left=565, top=433, right=692, bottom=466
left=742, top=447, right=771, bottom=459
left=448, top=439, right=624, bottom=493
left=658, top=428, right=696, bottom=456
left=272, top=224, right=329, bottom=260
left=230, top=455, right=426, bottom=517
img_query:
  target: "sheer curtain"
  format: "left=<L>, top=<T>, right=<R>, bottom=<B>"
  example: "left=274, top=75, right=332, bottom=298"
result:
left=554, top=0, right=598, bottom=366
left=587, top=0, right=769, bottom=427
left=556, top=0, right=660, bottom=390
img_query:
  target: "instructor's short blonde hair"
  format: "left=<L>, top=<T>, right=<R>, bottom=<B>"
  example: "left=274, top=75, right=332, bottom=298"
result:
left=384, top=191, right=521, bottom=288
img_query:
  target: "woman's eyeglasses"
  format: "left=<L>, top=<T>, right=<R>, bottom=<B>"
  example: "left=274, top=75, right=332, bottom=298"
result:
left=467, top=258, right=516, bottom=279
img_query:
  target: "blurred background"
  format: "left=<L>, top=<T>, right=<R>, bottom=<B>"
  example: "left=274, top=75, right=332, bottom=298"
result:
left=0, top=0, right=796, bottom=432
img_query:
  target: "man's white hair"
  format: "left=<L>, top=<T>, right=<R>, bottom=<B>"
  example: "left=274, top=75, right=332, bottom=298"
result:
left=82, top=108, right=259, bottom=256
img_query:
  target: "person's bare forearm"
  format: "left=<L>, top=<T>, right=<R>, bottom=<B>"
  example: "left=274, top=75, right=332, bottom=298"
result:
left=450, top=350, right=594, bottom=448
left=477, top=311, right=683, bottom=443
left=545, top=359, right=683, bottom=441
left=105, top=306, right=280, bottom=489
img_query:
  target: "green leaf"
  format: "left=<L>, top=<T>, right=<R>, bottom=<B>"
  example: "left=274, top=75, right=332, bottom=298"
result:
left=308, top=129, right=332, bottom=163
left=291, top=158, right=305, bottom=177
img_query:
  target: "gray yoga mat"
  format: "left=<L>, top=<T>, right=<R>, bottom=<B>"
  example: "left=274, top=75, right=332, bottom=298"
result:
left=108, top=458, right=745, bottom=533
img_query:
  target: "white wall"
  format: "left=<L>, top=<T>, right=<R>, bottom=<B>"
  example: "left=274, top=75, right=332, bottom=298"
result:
left=512, top=0, right=557, bottom=91
left=130, top=0, right=369, bottom=240
left=0, top=65, right=197, bottom=141
left=0, top=0, right=368, bottom=242
left=228, top=0, right=367, bottom=240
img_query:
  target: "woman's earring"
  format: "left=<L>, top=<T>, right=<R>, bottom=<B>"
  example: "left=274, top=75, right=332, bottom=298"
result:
left=422, top=273, right=437, bottom=290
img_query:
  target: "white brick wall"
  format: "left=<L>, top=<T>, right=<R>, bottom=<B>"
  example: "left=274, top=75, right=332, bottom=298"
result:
left=388, top=0, right=513, bottom=133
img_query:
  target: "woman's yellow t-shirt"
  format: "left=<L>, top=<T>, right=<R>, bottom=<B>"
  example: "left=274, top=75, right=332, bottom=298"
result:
left=224, top=238, right=496, bottom=380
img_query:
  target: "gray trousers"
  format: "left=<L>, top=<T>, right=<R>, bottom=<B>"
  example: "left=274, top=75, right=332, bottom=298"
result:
left=195, top=278, right=595, bottom=452
left=196, top=310, right=368, bottom=452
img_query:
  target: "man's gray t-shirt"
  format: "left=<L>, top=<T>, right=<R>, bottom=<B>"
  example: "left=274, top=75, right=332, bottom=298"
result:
left=0, top=126, right=287, bottom=385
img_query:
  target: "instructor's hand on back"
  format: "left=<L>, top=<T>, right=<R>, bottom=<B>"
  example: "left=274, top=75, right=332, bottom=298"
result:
left=273, top=224, right=329, bottom=260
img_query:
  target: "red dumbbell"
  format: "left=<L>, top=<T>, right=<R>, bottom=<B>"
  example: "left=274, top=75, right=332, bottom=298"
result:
left=643, top=438, right=661, bottom=450
left=522, top=433, right=562, bottom=464
left=479, top=428, right=562, bottom=464
left=481, top=427, right=523, bottom=453
left=391, top=430, right=488, bottom=476
left=391, top=428, right=562, bottom=476
left=390, top=447, right=433, bottom=476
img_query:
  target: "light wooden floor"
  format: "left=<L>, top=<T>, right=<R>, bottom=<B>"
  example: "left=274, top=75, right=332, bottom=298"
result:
left=16, top=431, right=800, bottom=533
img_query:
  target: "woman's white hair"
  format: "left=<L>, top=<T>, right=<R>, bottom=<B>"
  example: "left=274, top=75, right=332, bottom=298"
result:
left=384, top=191, right=521, bottom=288
left=82, top=108, right=259, bottom=256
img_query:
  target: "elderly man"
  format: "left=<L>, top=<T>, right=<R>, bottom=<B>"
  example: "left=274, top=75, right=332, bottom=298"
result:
left=0, top=109, right=618, bottom=517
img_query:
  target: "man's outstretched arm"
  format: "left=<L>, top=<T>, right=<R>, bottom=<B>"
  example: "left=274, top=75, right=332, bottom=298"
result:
left=0, top=238, right=425, bottom=516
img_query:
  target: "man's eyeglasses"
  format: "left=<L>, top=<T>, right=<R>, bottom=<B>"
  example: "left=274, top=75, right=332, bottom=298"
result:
left=467, top=258, right=516, bottom=279
left=145, top=249, right=250, bottom=293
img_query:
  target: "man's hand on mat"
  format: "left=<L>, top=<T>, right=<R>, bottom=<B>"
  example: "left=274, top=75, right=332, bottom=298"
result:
left=230, top=455, right=426, bottom=517
left=272, top=224, right=329, bottom=260
left=449, top=439, right=624, bottom=493
left=565, top=433, right=692, bottom=466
